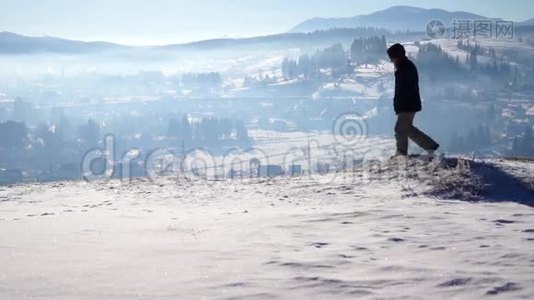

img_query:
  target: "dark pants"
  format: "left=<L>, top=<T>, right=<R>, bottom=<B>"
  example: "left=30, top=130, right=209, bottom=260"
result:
left=395, top=112, right=439, bottom=155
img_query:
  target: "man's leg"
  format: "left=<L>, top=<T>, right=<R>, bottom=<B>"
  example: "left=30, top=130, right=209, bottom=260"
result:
left=407, top=113, right=439, bottom=151
left=394, top=112, right=414, bottom=155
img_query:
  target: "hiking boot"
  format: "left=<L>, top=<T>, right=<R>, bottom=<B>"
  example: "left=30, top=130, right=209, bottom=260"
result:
left=390, top=151, right=407, bottom=160
left=427, top=143, right=440, bottom=157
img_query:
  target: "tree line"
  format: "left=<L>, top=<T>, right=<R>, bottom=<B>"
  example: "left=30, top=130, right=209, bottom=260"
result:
left=280, top=35, right=387, bottom=80
left=167, top=116, right=250, bottom=144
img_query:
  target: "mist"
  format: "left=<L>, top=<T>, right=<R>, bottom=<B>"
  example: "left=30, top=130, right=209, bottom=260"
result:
left=1, top=21, right=532, bottom=183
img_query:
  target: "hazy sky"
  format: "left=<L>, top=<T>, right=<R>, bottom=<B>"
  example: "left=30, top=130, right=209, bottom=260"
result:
left=1, top=0, right=533, bottom=45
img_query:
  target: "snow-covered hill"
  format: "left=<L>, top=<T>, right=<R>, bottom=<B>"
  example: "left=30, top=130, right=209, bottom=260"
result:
left=0, top=157, right=533, bottom=299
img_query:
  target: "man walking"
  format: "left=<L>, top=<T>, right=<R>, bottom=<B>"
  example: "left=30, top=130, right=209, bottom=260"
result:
left=387, top=43, right=439, bottom=157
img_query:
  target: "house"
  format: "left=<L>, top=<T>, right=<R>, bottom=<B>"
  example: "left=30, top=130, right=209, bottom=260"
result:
left=257, top=165, right=284, bottom=177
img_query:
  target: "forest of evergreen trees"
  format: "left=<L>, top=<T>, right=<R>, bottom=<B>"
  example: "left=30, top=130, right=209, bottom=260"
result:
left=279, top=37, right=521, bottom=88
left=281, top=43, right=348, bottom=79
left=167, top=116, right=250, bottom=145
left=448, top=124, right=492, bottom=153
left=0, top=121, right=27, bottom=150
left=415, top=41, right=514, bottom=84
left=349, top=35, right=387, bottom=64
left=280, top=35, right=387, bottom=80
left=414, top=42, right=466, bottom=81
left=510, top=126, right=533, bottom=157
left=0, top=113, right=251, bottom=177
left=181, top=72, right=222, bottom=89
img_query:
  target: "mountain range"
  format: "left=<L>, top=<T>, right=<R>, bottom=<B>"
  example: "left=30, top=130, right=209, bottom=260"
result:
left=1, top=6, right=532, bottom=55
left=290, top=5, right=530, bottom=33
left=0, top=31, right=128, bottom=54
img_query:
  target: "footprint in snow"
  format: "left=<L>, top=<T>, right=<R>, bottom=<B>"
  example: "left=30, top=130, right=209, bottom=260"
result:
left=310, top=242, right=329, bottom=248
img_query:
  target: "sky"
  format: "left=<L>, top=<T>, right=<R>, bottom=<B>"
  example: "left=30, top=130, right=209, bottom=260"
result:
left=1, top=0, right=533, bottom=45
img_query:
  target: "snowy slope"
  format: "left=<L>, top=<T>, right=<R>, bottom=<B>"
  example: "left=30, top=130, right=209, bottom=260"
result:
left=0, top=157, right=533, bottom=299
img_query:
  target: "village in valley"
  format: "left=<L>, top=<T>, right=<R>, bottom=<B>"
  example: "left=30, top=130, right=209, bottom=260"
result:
left=0, top=13, right=533, bottom=184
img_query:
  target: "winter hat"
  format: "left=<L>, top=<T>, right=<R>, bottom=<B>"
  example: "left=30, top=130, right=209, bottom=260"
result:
left=387, top=43, right=406, bottom=59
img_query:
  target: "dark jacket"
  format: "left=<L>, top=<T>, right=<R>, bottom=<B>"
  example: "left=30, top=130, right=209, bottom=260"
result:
left=394, top=57, right=421, bottom=114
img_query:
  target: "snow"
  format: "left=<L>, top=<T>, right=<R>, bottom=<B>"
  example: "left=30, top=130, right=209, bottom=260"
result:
left=353, top=60, right=393, bottom=77
left=427, top=38, right=534, bottom=66
left=0, top=156, right=533, bottom=299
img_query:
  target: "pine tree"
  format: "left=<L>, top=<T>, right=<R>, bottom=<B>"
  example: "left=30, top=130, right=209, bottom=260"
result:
left=298, top=54, right=311, bottom=78
left=281, top=57, right=290, bottom=79
left=78, top=120, right=100, bottom=147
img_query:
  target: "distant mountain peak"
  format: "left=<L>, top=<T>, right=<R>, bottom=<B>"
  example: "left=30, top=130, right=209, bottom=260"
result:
left=0, top=31, right=128, bottom=54
left=289, top=6, right=491, bottom=33
left=519, top=18, right=534, bottom=26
